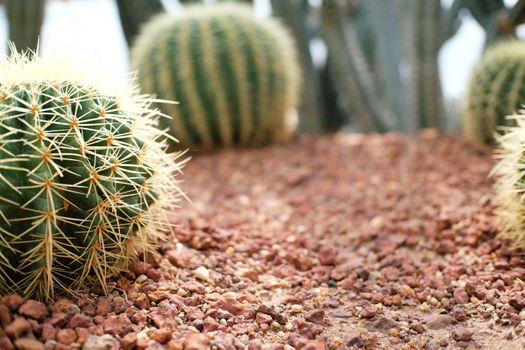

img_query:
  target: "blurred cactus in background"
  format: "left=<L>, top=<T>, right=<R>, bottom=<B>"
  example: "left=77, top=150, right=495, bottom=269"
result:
left=5, top=0, right=45, bottom=54
left=319, top=0, right=465, bottom=133
left=461, top=0, right=525, bottom=47
left=131, top=3, right=300, bottom=151
left=271, top=0, right=323, bottom=133
left=464, top=40, right=525, bottom=144
left=115, top=0, right=165, bottom=47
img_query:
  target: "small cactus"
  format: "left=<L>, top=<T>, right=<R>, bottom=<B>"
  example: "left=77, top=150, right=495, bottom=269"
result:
left=131, top=3, right=301, bottom=151
left=492, top=114, right=525, bottom=250
left=0, top=49, right=185, bottom=300
left=464, top=40, right=525, bottom=144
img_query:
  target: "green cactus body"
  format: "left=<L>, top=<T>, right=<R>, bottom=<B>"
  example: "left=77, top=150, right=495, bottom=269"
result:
left=464, top=40, right=525, bottom=144
left=5, top=0, right=45, bottom=54
left=131, top=3, right=300, bottom=151
left=0, top=51, right=184, bottom=299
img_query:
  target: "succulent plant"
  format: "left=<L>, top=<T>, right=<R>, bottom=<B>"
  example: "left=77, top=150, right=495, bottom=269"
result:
left=130, top=3, right=300, bottom=151
left=0, top=49, right=185, bottom=300
left=5, top=0, right=45, bottom=54
left=464, top=40, right=525, bottom=144
left=492, top=114, right=525, bottom=250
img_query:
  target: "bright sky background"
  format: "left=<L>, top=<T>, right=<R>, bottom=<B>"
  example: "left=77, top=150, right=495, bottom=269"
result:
left=0, top=0, right=519, bottom=102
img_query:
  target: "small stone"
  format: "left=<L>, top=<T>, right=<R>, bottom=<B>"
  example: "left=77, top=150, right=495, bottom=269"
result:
left=183, top=333, right=210, bottom=350
left=0, top=304, right=12, bottom=326
left=96, top=298, right=112, bottom=317
left=56, top=329, right=77, bottom=345
left=305, top=310, right=325, bottom=324
left=346, top=331, right=363, bottom=348
left=121, top=333, right=137, bottom=350
left=297, top=321, right=323, bottom=339
left=102, top=314, right=133, bottom=336
left=360, top=306, right=377, bottom=319
left=291, top=304, right=303, bottom=313
left=1, top=294, right=24, bottom=311
left=452, top=306, right=467, bottom=321
left=69, top=314, right=92, bottom=328
left=389, top=328, right=399, bottom=337
left=150, top=328, right=172, bottom=344
left=133, top=294, right=150, bottom=310
left=424, top=314, right=454, bottom=330
left=411, top=322, right=426, bottom=334
left=13, top=338, right=45, bottom=350
left=255, top=313, right=273, bottom=324
left=82, top=334, right=117, bottom=350
left=5, top=317, right=31, bottom=338
left=193, top=266, right=210, bottom=282
left=19, top=300, right=48, bottom=321
left=436, top=239, right=457, bottom=254
left=41, top=324, right=56, bottom=341
left=214, top=297, right=244, bottom=316
left=453, top=327, right=473, bottom=342
left=454, top=288, right=469, bottom=304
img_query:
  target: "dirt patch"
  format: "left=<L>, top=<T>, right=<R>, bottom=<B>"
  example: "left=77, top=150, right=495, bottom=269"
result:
left=1, top=131, right=525, bottom=349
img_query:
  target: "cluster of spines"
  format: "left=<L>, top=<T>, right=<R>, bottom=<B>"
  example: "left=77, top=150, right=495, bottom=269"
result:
left=0, top=67, right=184, bottom=299
left=464, top=40, right=525, bottom=144
left=131, top=3, right=300, bottom=150
left=492, top=114, right=525, bottom=251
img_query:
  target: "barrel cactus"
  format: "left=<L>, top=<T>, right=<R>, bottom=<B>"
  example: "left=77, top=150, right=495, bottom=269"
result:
left=464, top=40, right=525, bottom=144
left=493, top=114, right=525, bottom=250
left=131, top=3, right=301, bottom=151
left=0, top=50, right=185, bottom=300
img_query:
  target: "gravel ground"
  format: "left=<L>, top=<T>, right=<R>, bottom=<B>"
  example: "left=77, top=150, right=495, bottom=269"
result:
left=1, top=130, right=525, bottom=350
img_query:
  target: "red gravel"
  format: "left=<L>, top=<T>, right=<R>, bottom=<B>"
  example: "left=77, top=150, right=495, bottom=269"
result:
left=2, top=130, right=525, bottom=349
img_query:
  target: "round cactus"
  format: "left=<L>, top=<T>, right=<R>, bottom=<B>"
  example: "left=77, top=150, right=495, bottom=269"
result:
left=493, top=114, right=525, bottom=250
left=130, top=3, right=301, bottom=151
left=464, top=40, right=525, bottom=144
left=0, top=50, right=185, bottom=299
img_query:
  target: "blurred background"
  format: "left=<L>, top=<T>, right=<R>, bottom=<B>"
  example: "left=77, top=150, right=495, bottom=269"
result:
left=1, top=0, right=524, bottom=140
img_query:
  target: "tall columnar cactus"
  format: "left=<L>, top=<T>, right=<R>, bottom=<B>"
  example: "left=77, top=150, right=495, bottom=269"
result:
left=5, top=0, right=45, bottom=54
left=115, top=0, right=165, bottom=47
left=0, top=49, right=185, bottom=300
left=492, top=114, right=525, bottom=250
left=464, top=41, right=525, bottom=144
left=271, top=0, right=323, bottom=133
left=131, top=3, right=300, bottom=150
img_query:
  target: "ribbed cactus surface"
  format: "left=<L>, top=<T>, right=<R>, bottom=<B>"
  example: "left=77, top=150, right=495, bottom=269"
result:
left=0, top=51, right=184, bottom=299
left=131, top=3, right=300, bottom=150
left=464, top=41, right=525, bottom=144
left=5, top=0, right=45, bottom=54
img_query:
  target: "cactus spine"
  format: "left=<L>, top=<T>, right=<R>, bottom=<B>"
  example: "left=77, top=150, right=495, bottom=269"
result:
left=115, top=0, right=165, bottom=47
left=5, top=0, right=45, bottom=54
left=464, top=41, right=525, bottom=144
left=492, top=114, right=525, bottom=250
left=0, top=50, right=185, bottom=300
left=131, top=3, right=300, bottom=150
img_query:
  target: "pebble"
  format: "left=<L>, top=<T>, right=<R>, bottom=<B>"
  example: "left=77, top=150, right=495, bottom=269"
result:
left=424, top=314, right=455, bottom=330
left=82, top=335, right=117, bottom=350
left=5, top=317, right=31, bottom=338
left=13, top=338, right=45, bottom=350
left=453, top=327, right=474, bottom=341
left=183, top=333, right=210, bottom=350
left=19, top=300, right=48, bottom=321
left=291, top=305, right=303, bottom=313
left=193, top=266, right=211, bottom=282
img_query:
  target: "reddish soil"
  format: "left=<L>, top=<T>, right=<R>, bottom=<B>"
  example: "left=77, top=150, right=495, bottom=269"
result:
left=1, top=131, right=525, bottom=350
